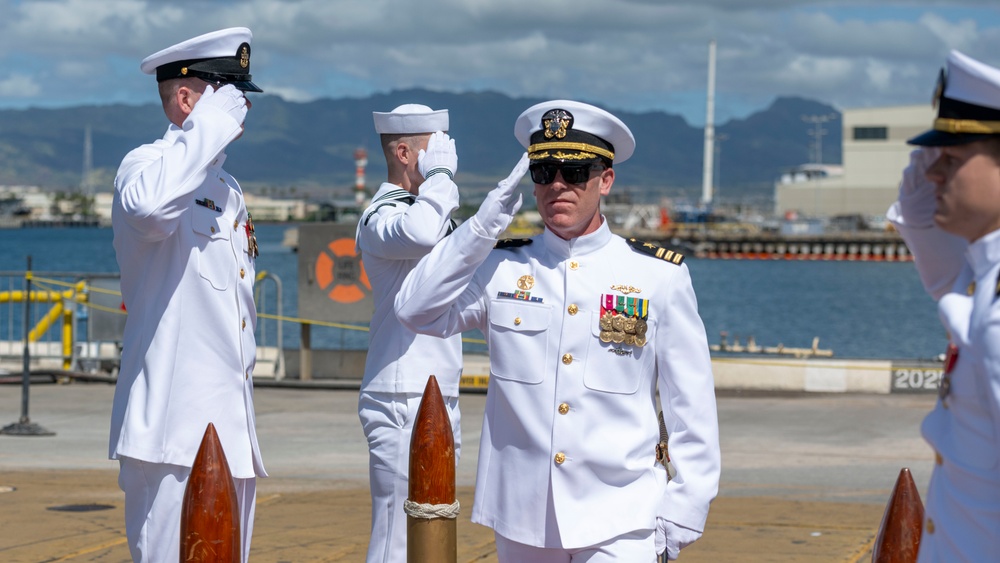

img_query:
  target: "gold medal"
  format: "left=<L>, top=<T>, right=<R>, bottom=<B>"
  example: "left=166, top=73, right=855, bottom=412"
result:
left=611, top=315, right=625, bottom=332
left=624, top=334, right=636, bottom=346
left=600, top=330, right=613, bottom=343
left=599, top=313, right=613, bottom=331
left=612, top=330, right=625, bottom=343
left=623, top=317, right=637, bottom=334
left=635, top=318, right=647, bottom=337
left=517, top=275, right=535, bottom=290
left=635, top=335, right=647, bottom=347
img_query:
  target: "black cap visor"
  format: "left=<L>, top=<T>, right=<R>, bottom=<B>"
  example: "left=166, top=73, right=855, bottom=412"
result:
left=908, top=128, right=994, bottom=146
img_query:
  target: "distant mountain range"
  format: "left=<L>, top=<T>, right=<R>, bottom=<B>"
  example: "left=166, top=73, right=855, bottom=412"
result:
left=0, top=89, right=841, bottom=202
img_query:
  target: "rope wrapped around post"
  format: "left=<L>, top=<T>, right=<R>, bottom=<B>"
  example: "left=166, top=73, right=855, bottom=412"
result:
left=406, top=375, right=458, bottom=563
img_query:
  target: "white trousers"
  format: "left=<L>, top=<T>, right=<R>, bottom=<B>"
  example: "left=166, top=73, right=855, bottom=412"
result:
left=359, top=391, right=461, bottom=563
left=495, top=528, right=656, bottom=562
left=118, top=457, right=256, bottom=563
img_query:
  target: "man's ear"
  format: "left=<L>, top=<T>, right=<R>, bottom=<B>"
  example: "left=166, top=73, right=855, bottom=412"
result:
left=395, top=141, right=412, bottom=166
left=176, top=85, right=199, bottom=117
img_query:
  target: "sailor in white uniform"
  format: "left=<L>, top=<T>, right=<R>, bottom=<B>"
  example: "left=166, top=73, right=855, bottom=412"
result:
left=395, top=100, right=720, bottom=561
left=109, top=27, right=265, bottom=563
left=887, top=50, right=1000, bottom=562
left=356, top=104, right=463, bottom=562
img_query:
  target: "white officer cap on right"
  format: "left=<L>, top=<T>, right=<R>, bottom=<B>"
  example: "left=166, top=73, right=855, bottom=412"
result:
left=373, top=104, right=449, bottom=135
left=910, top=50, right=1000, bottom=146
left=514, top=100, right=635, bottom=164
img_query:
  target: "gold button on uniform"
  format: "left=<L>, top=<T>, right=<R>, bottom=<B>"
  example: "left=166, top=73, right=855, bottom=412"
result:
left=554, top=452, right=566, bottom=464
left=926, top=517, right=935, bottom=534
left=242, top=319, right=246, bottom=330
left=935, top=452, right=943, bottom=465
left=558, top=403, right=570, bottom=415
left=210, top=226, right=216, bottom=233
left=567, top=304, right=578, bottom=315
left=245, top=369, right=250, bottom=380
left=562, top=354, right=573, bottom=365
left=514, top=317, right=522, bottom=326
left=240, top=268, right=246, bottom=279
left=569, top=261, right=579, bottom=270
left=234, top=220, right=239, bottom=230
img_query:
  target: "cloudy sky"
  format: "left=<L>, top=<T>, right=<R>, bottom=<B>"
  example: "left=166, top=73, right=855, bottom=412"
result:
left=0, top=0, right=998, bottom=125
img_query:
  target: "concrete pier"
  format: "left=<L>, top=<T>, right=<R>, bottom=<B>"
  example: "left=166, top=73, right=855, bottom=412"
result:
left=0, top=379, right=936, bottom=562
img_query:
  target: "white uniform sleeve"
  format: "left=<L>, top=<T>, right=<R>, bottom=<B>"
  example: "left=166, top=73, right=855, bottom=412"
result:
left=358, top=174, right=459, bottom=260
left=655, top=264, right=721, bottom=533
left=114, top=104, right=243, bottom=242
left=887, top=201, right=967, bottom=301
left=394, top=218, right=494, bottom=337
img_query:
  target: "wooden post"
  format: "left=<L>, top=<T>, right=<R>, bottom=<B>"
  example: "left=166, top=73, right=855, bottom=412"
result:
left=407, top=375, right=457, bottom=563
left=871, top=467, right=923, bottom=563
left=180, top=423, right=240, bottom=563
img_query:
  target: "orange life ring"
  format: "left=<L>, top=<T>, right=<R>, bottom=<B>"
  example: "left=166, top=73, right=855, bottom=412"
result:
left=315, top=238, right=371, bottom=303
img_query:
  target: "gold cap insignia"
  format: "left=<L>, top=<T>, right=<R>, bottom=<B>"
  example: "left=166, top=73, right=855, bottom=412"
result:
left=240, top=44, right=250, bottom=69
left=542, top=109, right=572, bottom=140
left=180, top=67, right=188, bottom=75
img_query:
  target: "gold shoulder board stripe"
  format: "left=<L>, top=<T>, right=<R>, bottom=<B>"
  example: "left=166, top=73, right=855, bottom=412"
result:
left=627, top=238, right=684, bottom=265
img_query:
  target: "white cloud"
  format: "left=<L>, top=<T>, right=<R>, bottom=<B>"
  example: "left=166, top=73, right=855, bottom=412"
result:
left=0, top=74, right=42, bottom=98
left=0, top=0, right=998, bottom=123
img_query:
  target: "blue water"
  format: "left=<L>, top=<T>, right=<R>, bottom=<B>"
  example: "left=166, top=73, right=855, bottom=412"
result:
left=0, top=225, right=945, bottom=359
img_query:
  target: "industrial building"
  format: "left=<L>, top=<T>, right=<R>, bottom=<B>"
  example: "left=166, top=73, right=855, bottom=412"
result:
left=775, top=104, right=934, bottom=218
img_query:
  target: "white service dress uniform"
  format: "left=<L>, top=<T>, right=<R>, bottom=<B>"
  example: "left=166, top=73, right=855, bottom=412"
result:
left=886, top=48, right=1000, bottom=563
left=356, top=172, right=464, bottom=562
left=110, top=98, right=266, bottom=561
left=890, top=208, right=1000, bottom=562
left=395, top=217, right=721, bottom=551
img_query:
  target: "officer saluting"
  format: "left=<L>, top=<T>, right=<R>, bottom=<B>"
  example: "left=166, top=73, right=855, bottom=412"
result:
left=888, top=51, right=1000, bottom=562
left=395, top=100, right=721, bottom=561
left=109, top=27, right=265, bottom=563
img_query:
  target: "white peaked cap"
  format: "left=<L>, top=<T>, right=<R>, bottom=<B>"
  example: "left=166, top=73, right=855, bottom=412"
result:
left=944, top=50, right=1000, bottom=110
left=514, top=99, right=635, bottom=164
left=373, top=104, right=449, bottom=135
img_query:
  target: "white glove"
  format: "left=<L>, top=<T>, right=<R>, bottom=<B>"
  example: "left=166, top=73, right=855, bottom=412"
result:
left=418, top=131, right=458, bottom=179
left=897, top=147, right=941, bottom=229
left=473, top=153, right=529, bottom=237
left=655, top=518, right=702, bottom=560
left=193, top=84, right=248, bottom=126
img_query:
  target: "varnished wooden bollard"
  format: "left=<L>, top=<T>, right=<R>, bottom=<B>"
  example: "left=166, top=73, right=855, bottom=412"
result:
left=871, top=467, right=924, bottom=563
left=407, top=375, right=457, bottom=563
left=180, top=423, right=240, bottom=563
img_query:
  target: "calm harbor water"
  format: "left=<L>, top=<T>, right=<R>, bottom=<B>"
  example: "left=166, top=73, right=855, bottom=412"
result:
left=0, top=224, right=944, bottom=360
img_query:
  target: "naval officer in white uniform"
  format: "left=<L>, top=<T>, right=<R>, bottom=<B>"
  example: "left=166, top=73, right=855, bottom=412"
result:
left=356, top=104, right=463, bottom=562
left=395, top=100, right=721, bottom=561
left=109, top=27, right=265, bottom=563
left=887, top=51, right=1000, bottom=562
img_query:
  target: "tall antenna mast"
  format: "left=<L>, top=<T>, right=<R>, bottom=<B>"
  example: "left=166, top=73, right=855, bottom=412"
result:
left=82, top=125, right=93, bottom=195
left=701, top=40, right=717, bottom=206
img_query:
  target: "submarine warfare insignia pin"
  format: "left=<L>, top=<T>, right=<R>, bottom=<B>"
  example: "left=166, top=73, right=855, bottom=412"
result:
left=599, top=293, right=649, bottom=347
left=517, top=275, right=535, bottom=290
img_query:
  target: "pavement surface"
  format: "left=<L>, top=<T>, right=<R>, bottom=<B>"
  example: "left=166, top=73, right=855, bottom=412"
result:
left=0, top=379, right=937, bottom=562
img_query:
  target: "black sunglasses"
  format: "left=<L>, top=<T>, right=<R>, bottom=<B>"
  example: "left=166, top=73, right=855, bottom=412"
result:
left=529, top=162, right=605, bottom=185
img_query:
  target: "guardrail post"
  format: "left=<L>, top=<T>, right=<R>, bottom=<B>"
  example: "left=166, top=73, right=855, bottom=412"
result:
left=1, top=256, right=54, bottom=436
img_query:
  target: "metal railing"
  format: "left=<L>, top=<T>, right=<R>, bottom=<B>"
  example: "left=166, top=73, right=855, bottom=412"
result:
left=0, top=269, right=286, bottom=378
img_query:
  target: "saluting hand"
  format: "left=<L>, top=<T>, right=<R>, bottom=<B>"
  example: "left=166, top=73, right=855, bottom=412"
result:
left=473, top=152, right=529, bottom=238
left=194, top=84, right=248, bottom=128
left=898, top=147, right=941, bottom=229
left=418, top=131, right=458, bottom=180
